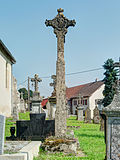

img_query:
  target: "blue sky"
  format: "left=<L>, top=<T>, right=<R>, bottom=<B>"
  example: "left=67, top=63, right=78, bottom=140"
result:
left=0, top=0, right=120, bottom=97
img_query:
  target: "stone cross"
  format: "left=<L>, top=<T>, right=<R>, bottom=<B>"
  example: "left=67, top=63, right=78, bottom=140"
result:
left=0, top=115, right=5, bottom=155
left=50, top=75, right=56, bottom=96
left=45, top=8, right=76, bottom=137
left=31, top=74, right=42, bottom=92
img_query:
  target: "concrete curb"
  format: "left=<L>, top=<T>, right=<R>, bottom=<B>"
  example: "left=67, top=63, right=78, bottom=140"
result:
left=0, top=141, right=41, bottom=160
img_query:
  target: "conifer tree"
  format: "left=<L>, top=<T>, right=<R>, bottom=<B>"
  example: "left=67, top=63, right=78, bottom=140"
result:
left=102, top=59, right=118, bottom=107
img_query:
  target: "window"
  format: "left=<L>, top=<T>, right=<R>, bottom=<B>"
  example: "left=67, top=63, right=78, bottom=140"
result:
left=85, top=99, right=87, bottom=105
left=83, top=99, right=87, bottom=105
left=74, top=100, right=77, bottom=105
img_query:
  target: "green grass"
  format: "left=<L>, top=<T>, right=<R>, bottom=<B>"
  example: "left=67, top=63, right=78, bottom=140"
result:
left=5, top=114, right=105, bottom=159
left=34, top=116, right=105, bottom=160
left=19, top=112, right=30, bottom=120
left=5, top=112, right=30, bottom=139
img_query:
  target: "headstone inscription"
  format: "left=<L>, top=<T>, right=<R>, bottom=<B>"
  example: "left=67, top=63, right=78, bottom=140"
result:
left=45, top=8, right=76, bottom=137
left=102, top=88, right=120, bottom=160
left=93, top=106, right=100, bottom=124
left=0, top=115, right=5, bottom=155
left=85, top=107, right=91, bottom=123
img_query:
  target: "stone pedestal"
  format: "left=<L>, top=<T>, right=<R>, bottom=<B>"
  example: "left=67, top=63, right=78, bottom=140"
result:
left=77, top=106, right=84, bottom=121
left=30, top=92, right=42, bottom=114
left=48, top=97, right=56, bottom=120
left=102, top=89, right=120, bottom=160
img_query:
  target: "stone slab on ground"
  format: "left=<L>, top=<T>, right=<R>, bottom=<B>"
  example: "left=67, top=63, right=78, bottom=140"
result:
left=1, top=141, right=41, bottom=160
left=4, top=141, right=30, bottom=153
left=0, top=153, right=27, bottom=160
left=19, top=141, right=41, bottom=160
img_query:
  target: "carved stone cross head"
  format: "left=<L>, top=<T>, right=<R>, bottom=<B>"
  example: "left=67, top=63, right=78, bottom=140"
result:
left=50, top=75, right=56, bottom=96
left=45, top=8, right=76, bottom=39
left=31, top=74, right=42, bottom=92
left=50, top=75, right=56, bottom=87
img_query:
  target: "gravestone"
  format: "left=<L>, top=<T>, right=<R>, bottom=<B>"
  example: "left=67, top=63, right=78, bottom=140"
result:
left=93, top=106, right=100, bottom=124
left=45, top=8, right=76, bottom=137
left=30, top=74, right=42, bottom=113
left=77, top=106, right=84, bottom=121
left=16, top=113, right=55, bottom=140
left=12, top=106, right=19, bottom=121
left=102, top=88, right=120, bottom=160
left=85, top=107, right=91, bottom=123
left=19, top=92, right=25, bottom=113
left=0, top=115, right=5, bottom=155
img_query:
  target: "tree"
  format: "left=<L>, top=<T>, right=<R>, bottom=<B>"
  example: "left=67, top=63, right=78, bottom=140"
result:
left=18, top=88, right=33, bottom=100
left=102, top=59, right=118, bottom=107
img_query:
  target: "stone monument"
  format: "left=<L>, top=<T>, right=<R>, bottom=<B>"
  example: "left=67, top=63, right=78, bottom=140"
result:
left=30, top=74, right=42, bottom=113
left=19, top=92, right=25, bottom=113
left=85, top=107, right=91, bottom=123
left=77, top=94, right=84, bottom=121
left=45, top=8, right=76, bottom=137
left=0, top=115, right=5, bottom=155
left=102, top=88, right=120, bottom=160
left=93, top=106, right=100, bottom=124
left=50, top=75, right=56, bottom=97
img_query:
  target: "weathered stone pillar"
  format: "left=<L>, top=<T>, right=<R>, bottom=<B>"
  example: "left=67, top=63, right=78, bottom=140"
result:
left=45, top=8, right=76, bottom=137
left=102, top=88, right=120, bottom=160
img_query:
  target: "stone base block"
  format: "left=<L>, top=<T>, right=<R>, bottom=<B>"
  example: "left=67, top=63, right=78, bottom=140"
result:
left=0, top=153, right=27, bottom=160
left=19, top=141, right=41, bottom=160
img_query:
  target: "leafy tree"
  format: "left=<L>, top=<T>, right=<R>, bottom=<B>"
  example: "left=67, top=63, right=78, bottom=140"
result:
left=18, top=88, right=33, bottom=100
left=102, top=59, right=118, bottom=107
left=18, top=88, right=28, bottom=100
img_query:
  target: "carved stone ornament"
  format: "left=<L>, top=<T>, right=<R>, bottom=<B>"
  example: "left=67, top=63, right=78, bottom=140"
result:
left=45, top=8, right=76, bottom=40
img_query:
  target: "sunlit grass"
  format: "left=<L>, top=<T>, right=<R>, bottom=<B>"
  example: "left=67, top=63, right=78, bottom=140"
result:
left=34, top=116, right=105, bottom=160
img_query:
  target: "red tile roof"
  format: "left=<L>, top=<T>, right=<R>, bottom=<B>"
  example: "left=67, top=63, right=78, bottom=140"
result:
left=41, top=98, right=48, bottom=107
left=66, top=81, right=104, bottom=100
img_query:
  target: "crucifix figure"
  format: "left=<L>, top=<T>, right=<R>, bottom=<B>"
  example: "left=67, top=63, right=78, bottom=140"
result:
left=31, top=74, right=42, bottom=92
left=50, top=75, right=56, bottom=96
left=45, top=8, right=76, bottom=137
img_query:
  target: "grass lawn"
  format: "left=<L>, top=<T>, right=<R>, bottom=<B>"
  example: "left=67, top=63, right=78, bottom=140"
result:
left=5, top=112, right=30, bottom=138
left=34, top=116, right=105, bottom=160
left=5, top=113, right=105, bottom=159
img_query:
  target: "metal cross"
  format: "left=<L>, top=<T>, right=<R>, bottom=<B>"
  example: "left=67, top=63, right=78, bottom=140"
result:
left=31, top=74, right=42, bottom=92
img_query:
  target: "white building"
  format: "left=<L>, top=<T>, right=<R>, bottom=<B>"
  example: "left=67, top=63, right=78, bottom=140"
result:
left=66, top=80, right=104, bottom=119
left=0, top=40, right=16, bottom=117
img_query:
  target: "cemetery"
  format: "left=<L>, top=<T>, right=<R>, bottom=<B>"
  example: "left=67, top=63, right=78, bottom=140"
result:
left=0, top=2, right=120, bottom=160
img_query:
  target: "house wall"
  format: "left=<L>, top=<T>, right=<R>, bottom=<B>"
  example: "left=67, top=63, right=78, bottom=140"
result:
left=89, top=84, right=104, bottom=119
left=71, top=98, right=89, bottom=115
left=0, top=50, right=12, bottom=117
